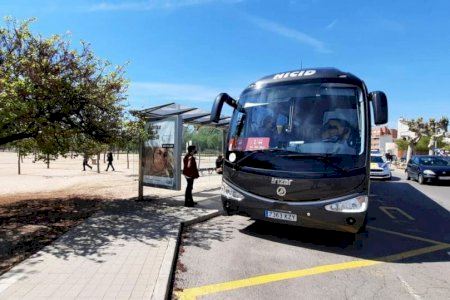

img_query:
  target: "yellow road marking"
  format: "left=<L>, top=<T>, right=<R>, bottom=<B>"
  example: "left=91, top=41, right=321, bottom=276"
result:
left=379, top=206, right=415, bottom=221
left=175, top=243, right=450, bottom=300
left=367, top=226, right=449, bottom=246
left=175, top=227, right=450, bottom=300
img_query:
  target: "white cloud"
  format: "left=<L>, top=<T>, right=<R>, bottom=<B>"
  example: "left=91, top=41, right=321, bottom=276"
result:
left=89, top=0, right=243, bottom=11
left=129, top=81, right=225, bottom=104
left=246, top=14, right=331, bottom=53
left=325, top=19, right=337, bottom=30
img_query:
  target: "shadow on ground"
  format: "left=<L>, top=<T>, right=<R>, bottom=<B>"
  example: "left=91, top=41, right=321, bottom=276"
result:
left=0, top=187, right=222, bottom=276
left=178, top=180, right=450, bottom=265
left=239, top=180, right=450, bottom=263
left=0, top=197, right=101, bottom=275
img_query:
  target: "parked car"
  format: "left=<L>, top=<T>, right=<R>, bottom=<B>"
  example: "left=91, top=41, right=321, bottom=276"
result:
left=406, top=155, right=450, bottom=184
left=370, top=154, right=391, bottom=180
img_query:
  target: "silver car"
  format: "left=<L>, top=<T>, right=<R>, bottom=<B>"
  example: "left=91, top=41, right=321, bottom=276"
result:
left=370, top=155, right=391, bottom=180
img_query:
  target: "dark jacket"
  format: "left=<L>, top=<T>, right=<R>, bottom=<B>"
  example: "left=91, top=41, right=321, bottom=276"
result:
left=215, top=158, right=223, bottom=169
left=183, top=154, right=199, bottom=179
left=107, top=153, right=113, bottom=162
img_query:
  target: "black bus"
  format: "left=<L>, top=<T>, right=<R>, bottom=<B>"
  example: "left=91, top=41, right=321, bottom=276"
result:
left=211, top=68, right=388, bottom=233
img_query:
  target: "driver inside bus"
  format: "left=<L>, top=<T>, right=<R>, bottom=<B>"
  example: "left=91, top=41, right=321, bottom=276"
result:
left=321, top=118, right=352, bottom=143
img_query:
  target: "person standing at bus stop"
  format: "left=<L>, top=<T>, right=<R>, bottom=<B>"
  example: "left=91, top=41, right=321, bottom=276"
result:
left=183, top=145, right=199, bottom=207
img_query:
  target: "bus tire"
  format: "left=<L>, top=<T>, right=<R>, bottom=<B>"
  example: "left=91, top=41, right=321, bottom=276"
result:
left=357, top=215, right=368, bottom=234
left=222, top=203, right=234, bottom=216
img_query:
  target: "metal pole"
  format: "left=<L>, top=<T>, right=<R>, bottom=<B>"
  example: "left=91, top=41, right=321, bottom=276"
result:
left=138, top=141, right=144, bottom=201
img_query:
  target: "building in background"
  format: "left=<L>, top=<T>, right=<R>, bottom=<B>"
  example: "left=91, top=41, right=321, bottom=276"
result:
left=371, top=126, right=397, bottom=154
left=397, top=118, right=415, bottom=139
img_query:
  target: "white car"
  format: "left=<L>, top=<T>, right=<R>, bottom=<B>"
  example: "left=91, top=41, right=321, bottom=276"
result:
left=370, top=154, right=391, bottom=180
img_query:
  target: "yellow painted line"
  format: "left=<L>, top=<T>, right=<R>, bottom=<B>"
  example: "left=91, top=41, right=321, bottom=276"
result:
left=175, top=260, right=382, bottom=300
left=175, top=243, right=450, bottom=300
left=379, top=206, right=415, bottom=221
left=367, top=226, right=449, bottom=246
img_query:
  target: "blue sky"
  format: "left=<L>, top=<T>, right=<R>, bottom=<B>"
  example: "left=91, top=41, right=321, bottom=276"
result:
left=2, top=0, right=450, bottom=127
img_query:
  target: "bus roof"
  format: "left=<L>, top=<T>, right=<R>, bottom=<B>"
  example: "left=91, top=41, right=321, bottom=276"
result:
left=249, top=67, right=364, bottom=88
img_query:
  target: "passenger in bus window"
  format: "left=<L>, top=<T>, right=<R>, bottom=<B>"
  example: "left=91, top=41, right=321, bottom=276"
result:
left=258, top=115, right=276, bottom=137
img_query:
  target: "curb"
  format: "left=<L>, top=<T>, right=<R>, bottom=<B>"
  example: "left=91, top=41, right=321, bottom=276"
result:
left=152, top=210, right=221, bottom=300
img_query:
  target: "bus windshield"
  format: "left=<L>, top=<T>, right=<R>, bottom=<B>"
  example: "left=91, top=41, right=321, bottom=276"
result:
left=228, top=82, right=365, bottom=156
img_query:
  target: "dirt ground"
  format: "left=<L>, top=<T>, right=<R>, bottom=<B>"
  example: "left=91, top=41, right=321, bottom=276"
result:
left=0, top=151, right=221, bottom=275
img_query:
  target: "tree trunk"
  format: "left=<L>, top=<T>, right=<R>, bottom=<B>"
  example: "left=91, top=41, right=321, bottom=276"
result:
left=18, top=151, right=21, bottom=175
left=117, top=149, right=119, bottom=160
left=406, top=145, right=414, bottom=162
left=47, top=154, right=50, bottom=169
left=198, top=146, right=201, bottom=169
left=103, top=152, right=106, bottom=163
left=127, top=151, right=130, bottom=169
left=97, top=153, right=100, bottom=173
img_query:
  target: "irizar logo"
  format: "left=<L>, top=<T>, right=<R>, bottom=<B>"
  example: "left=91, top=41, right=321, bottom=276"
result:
left=271, top=178, right=293, bottom=186
left=276, top=186, right=286, bottom=197
left=273, top=70, right=316, bottom=80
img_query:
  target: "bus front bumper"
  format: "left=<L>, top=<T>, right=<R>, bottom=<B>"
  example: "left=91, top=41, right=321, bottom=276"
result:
left=222, top=183, right=367, bottom=234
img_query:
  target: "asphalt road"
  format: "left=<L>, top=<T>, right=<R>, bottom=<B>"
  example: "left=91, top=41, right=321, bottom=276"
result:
left=173, top=170, right=450, bottom=300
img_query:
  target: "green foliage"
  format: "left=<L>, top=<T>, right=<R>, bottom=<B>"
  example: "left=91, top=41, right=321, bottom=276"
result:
left=402, top=117, right=448, bottom=145
left=395, top=139, right=409, bottom=151
left=0, top=17, right=127, bottom=155
left=115, top=117, right=150, bottom=152
left=183, top=126, right=223, bottom=152
left=415, top=136, right=430, bottom=153
left=443, top=142, right=450, bottom=151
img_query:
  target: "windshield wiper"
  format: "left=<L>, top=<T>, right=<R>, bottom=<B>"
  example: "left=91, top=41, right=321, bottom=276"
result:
left=278, top=153, right=350, bottom=174
left=230, top=148, right=292, bottom=170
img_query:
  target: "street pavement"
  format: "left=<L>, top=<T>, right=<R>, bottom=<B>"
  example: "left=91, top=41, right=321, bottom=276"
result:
left=173, top=170, right=450, bottom=300
left=0, top=190, right=222, bottom=300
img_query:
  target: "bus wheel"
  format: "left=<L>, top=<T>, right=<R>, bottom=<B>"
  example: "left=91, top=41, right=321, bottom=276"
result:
left=222, top=203, right=234, bottom=216
left=357, top=215, right=368, bottom=234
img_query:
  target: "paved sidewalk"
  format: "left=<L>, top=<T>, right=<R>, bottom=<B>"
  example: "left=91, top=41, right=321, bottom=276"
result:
left=0, top=190, right=222, bottom=299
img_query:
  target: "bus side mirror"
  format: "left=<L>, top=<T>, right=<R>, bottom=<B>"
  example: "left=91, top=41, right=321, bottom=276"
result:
left=211, top=93, right=237, bottom=123
left=370, top=91, right=388, bottom=125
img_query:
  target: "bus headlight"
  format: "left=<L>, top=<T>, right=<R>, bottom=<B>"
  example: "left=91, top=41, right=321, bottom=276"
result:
left=324, top=196, right=368, bottom=213
left=222, top=181, right=244, bottom=201
left=423, top=170, right=435, bottom=175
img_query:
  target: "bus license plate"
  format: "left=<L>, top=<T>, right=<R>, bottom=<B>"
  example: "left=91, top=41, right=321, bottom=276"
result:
left=265, top=210, right=297, bottom=222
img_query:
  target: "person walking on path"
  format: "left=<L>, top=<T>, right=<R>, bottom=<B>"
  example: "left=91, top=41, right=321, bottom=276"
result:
left=82, top=154, right=92, bottom=171
left=105, top=151, right=115, bottom=171
left=182, top=145, right=199, bottom=207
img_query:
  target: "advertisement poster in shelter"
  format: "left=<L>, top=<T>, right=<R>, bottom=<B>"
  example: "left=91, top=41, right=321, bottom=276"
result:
left=142, top=116, right=182, bottom=190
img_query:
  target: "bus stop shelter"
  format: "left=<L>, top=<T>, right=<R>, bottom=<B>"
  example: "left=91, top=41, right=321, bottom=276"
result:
left=131, top=103, right=230, bottom=200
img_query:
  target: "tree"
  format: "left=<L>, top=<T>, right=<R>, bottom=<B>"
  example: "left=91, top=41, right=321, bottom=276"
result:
left=395, top=139, right=408, bottom=152
left=426, top=117, right=448, bottom=155
left=401, top=118, right=427, bottom=162
left=400, top=117, right=448, bottom=161
left=0, top=18, right=127, bottom=152
left=116, top=117, right=149, bottom=169
left=183, top=126, right=223, bottom=152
